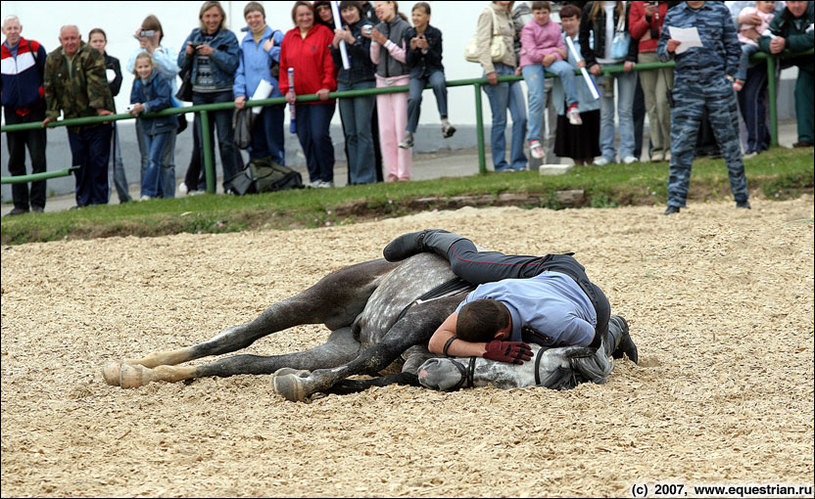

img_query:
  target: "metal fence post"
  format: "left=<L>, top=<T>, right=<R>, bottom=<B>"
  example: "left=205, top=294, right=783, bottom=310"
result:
left=766, top=55, right=778, bottom=147
left=200, top=110, right=215, bottom=194
left=474, top=82, right=486, bottom=175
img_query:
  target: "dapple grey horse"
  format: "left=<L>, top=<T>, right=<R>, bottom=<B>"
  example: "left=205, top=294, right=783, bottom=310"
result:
left=102, top=253, right=630, bottom=401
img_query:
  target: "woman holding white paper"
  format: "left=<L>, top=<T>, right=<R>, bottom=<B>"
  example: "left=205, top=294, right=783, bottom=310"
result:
left=233, top=1, right=287, bottom=165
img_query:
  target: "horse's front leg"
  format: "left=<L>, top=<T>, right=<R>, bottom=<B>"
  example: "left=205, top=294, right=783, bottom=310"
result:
left=273, top=295, right=463, bottom=401
left=103, top=259, right=398, bottom=385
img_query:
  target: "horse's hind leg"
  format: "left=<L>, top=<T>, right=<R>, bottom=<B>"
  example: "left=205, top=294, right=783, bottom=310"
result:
left=103, top=259, right=398, bottom=385
left=274, top=294, right=462, bottom=401
left=118, top=327, right=361, bottom=388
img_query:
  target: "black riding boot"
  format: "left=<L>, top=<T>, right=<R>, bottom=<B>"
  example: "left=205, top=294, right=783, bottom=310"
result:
left=383, top=229, right=465, bottom=262
left=608, top=315, right=638, bottom=364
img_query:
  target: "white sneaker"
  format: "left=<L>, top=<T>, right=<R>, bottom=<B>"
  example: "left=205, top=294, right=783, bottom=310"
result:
left=398, top=132, right=414, bottom=149
left=178, top=182, right=188, bottom=195
left=441, top=120, right=456, bottom=138
left=567, top=104, right=582, bottom=126
left=529, top=139, right=544, bottom=159
left=623, top=156, right=638, bottom=164
left=139, top=195, right=152, bottom=201
left=650, top=152, right=665, bottom=162
left=593, top=157, right=610, bottom=166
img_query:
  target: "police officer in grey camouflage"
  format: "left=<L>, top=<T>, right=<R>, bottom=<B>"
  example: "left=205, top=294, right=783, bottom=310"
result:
left=657, top=1, right=750, bottom=215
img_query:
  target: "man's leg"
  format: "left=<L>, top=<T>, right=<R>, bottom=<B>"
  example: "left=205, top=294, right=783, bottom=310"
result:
left=26, top=108, right=48, bottom=211
left=6, top=118, right=31, bottom=212
left=794, top=69, right=814, bottom=144
left=667, top=87, right=705, bottom=209
left=68, top=129, right=92, bottom=207
left=707, top=91, right=749, bottom=206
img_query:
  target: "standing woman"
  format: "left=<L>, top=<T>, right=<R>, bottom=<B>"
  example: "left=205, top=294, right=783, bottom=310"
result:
left=126, top=15, right=180, bottom=198
left=280, top=1, right=338, bottom=188
left=330, top=1, right=378, bottom=185
left=177, top=1, right=240, bottom=193
left=364, top=0, right=412, bottom=182
left=88, top=28, right=132, bottom=203
left=234, top=1, right=286, bottom=165
left=580, top=1, right=639, bottom=166
left=477, top=1, right=528, bottom=172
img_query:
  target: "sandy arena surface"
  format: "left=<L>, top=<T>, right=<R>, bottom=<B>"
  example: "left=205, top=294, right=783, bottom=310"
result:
left=2, top=197, right=814, bottom=497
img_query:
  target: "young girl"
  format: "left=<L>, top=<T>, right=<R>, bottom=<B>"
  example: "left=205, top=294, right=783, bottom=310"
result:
left=364, top=0, right=412, bottom=182
left=129, top=52, right=177, bottom=200
left=401, top=2, right=455, bottom=149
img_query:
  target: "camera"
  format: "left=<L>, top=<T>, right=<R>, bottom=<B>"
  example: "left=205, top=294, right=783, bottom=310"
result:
left=362, top=25, right=372, bottom=36
left=125, top=104, right=136, bottom=112
left=138, top=29, right=155, bottom=38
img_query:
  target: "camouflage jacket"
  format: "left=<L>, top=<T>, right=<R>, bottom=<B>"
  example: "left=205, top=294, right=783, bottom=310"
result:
left=657, top=1, right=741, bottom=83
left=44, top=42, right=113, bottom=129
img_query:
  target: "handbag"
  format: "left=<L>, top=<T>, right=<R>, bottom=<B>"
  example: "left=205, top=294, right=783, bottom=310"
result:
left=610, top=12, right=631, bottom=60
left=464, top=7, right=507, bottom=63
left=176, top=66, right=193, bottom=102
left=233, top=107, right=255, bottom=150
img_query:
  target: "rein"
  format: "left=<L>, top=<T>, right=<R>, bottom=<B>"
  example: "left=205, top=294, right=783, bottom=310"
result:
left=449, top=356, right=477, bottom=391
left=394, top=277, right=474, bottom=323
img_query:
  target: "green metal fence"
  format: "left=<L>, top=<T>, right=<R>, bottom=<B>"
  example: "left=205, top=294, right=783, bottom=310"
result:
left=2, top=49, right=811, bottom=190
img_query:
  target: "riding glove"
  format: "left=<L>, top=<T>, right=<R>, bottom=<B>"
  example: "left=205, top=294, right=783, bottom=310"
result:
left=484, top=340, right=533, bottom=364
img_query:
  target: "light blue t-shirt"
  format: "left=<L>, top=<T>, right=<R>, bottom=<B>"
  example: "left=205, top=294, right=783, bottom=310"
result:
left=455, top=271, right=597, bottom=347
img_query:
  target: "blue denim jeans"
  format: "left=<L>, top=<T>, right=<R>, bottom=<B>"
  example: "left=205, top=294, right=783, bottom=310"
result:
left=523, top=61, right=578, bottom=143
left=598, top=67, right=636, bottom=161
left=407, top=70, right=448, bottom=133
left=483, top=63, right=527, bottom=171
left=138, top=122, right=177, bottom=198
left=141, top=131, right=171, bottom=198
left=192, top=90, right=238, bottom=190
left=249, top=104, right=285, bottom=165
left=67, top=124, right=111, bottom=206
left=339, top=81, right=377, bottom=184
left=737, top=43, right=759, bottom=82
left=295, top=102, right=336, bottom=183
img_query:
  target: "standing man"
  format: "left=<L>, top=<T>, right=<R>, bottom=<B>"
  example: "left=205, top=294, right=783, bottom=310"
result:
left=1, top=15, right=48, bottom=216
left=759, top=1, right=814, bottom=149
left=42, top=25, right=114, bottom=208
left=657, top=1, right=750, bottom=215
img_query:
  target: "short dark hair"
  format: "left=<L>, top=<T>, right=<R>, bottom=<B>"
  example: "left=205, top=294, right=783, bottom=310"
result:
left=141, top=15, right=165, bottom=42
left=339, top=0, right=365, bottom=19
left=531, top=1, right=551, bottom=12
left=456, top=299, right=510, bottom=342
left=559, top=4, right=581, bottom=20
left=412, top=2, right=430, bottom=15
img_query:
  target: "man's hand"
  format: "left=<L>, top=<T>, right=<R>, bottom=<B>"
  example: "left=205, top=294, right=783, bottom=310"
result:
left=41, top=117, right=55, bottom=128
left=667, top=39, right=681, bottom=53
left=769, top=36, right=786, bottom=54
left=484, top=340, right=533, bottom=365
left=739, top=11, right=762, bottom=27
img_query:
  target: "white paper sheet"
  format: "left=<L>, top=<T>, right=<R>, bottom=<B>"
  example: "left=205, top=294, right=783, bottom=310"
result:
left=251, top=79, right=274, bottom=114
left=669, top=26, right=703, bottom=54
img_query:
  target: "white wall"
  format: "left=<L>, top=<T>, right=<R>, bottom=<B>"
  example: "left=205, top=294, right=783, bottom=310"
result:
left=3, top=1, right=500, bottom=125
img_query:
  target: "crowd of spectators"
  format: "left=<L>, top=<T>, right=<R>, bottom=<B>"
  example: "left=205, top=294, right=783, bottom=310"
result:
left=1, top=1, right=813, bottom=215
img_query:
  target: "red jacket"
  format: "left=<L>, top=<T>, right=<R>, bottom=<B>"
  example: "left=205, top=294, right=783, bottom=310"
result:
left=629, top=1, right=670, bottom=53
left=279, top=24, right=336, bottom=104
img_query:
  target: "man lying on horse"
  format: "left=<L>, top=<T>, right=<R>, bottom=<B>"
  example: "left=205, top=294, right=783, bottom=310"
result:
left=102, top=230, right=637, bottom=401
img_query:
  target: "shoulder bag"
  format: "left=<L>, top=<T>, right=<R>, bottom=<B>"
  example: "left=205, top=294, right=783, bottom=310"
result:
left=464, top=7, right=507, bottom=63
left=610, top=10, right=631, bottom=60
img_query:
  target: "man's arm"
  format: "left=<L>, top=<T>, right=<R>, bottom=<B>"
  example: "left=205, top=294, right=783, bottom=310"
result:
left=428, top=313, right=489, bottom=358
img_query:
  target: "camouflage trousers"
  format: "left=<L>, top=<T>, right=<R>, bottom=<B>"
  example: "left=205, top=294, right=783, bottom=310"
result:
left=667, top=84, right=749, bottom=208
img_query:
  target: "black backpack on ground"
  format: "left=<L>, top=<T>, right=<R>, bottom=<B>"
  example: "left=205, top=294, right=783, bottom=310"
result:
left=226, top=156, right=304, bottom=195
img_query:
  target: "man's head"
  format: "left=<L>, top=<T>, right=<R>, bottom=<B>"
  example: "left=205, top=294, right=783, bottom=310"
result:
left=2, top=16, right=22, bottom=47
left=785, top=0, right=808, bottom=17
left=59, top=25, right=81, bottom=58
left=456, top=299, right=512, bottom=342
left=531, top=1, right=552, bottom=26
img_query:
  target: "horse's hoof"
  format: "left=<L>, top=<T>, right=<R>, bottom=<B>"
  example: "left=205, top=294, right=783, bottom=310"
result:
left=102, top=362, right=123, bottom=386
left=273, top=368, right=310, bottom=378
left=120, top=364, right=149, bottom=389
left=273, top=373, right=312, bottom=402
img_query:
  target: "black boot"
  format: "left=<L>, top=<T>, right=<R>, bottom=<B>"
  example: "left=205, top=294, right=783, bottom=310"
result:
left=609, top=315, right=638, bottom=364
left=383, top=230, right=431, bottom=261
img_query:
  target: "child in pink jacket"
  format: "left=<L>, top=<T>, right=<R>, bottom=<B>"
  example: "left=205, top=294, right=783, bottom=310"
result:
left=734, top=1, right=776, bottom=91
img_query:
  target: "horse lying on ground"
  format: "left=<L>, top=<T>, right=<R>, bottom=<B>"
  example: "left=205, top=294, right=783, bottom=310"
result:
left=102, top=253, right=631, bottom=401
